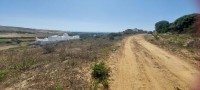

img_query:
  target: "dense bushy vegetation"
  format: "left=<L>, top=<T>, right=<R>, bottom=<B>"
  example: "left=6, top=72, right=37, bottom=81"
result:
left=171, top=14, right=196, bottom=33
left=123, top=28, right=147, bottom=34
left=92, top=63, right=109, bottom=80
left=155, top=20, right=170, bottom=33
left=108, top=33, right=122, bottom=40
left=155, top=13, right=199, bottom=34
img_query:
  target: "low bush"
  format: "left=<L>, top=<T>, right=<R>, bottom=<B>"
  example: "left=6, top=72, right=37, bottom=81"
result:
left=43, top=45, right=55, bottom=53
left=0, top=70, right=8, bottom=81
left=92, top=62, right=109, bottom=80
left=92, top=62, right=110, bottom=89
left=11, top=39, right=22, bottom=44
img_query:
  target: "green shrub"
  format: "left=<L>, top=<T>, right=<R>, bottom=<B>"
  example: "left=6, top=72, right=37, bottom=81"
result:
left=0, top=70, right=8, bottom=81
left=92, top=62, right=109, bottom=80
left=92, top=63, right=110, bottom=89
left=55, top=85, right=64, bottom=90
left=155, top=20, right=170, bottom=33
left=155, top=13, right=198, bottom=34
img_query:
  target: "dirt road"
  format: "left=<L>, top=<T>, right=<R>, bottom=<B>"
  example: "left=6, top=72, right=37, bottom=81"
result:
left=109, top=35, right=199, bottom=90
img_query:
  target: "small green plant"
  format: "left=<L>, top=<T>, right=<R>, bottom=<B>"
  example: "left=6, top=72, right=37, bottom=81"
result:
left=0, top=70, right=8, bottom=81
left=55, top=85, right=64, bottom=90
left=102, top=79, right=109, bottom=89
left=92, top=62, right=109, bottom=89
left=19, top=59, right=35, bottom=71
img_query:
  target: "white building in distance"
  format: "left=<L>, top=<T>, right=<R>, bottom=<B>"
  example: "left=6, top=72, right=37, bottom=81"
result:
left=35, top=33, right=80, bottom=45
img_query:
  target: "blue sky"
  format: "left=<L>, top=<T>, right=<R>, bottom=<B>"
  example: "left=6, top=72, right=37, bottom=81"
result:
left=0, top=0, right=198, bottom=32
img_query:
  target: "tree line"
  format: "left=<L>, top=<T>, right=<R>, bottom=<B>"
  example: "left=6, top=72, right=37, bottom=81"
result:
left=155, top=13, right=199, bottom=34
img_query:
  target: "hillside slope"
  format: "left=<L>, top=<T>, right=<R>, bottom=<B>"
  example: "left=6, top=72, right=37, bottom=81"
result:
left=0, top=25, right=65, bottom=34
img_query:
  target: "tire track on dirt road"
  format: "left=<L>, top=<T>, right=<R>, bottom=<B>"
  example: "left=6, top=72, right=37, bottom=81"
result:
left=109, top=34, right=199, bottom=90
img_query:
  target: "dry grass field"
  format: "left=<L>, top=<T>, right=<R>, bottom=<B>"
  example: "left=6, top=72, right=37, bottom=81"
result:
left=0, top=35, right=122, bottom=90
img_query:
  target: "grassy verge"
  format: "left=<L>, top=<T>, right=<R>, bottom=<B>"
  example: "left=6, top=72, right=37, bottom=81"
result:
left=148, top=33, right=199, bottom=52
left=145, top=33, right=200, bottom=66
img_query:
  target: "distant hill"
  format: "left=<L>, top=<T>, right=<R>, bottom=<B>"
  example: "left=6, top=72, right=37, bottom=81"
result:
left=0, top=25, right=66, bottom=34
left=0, top=25, right=69, bottom=38
left=0, top=25, right=111, bottom=39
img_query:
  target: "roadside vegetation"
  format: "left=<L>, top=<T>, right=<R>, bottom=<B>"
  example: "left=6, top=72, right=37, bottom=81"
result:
left=155, top=13, right=198, bottom=34
left=92, top=62, right=110, bottom=89
left=146, top=13, right=200, bottom=67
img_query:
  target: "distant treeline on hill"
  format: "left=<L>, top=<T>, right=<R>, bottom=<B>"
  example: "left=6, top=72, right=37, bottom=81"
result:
left=123, top=28, right=148, bottom=34
left=107, top=28, right=148, bottom=40
left=155, top=13, right=200, bottom=34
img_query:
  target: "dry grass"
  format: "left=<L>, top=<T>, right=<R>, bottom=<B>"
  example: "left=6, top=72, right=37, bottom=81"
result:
left=0, top=35, right=121, bottom=90
left=145, top=34, right=200, bottom=67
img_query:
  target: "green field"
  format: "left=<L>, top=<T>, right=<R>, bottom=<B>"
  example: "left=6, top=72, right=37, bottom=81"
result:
left=0, top=39, right=11, bottom=43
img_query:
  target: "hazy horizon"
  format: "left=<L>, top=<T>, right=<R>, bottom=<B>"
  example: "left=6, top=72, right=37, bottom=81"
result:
left=0, top=0, right=198, bottom=32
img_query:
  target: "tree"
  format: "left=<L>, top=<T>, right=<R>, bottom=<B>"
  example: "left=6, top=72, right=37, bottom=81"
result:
left=123, top=29, right=134, bottom=34
left=155, top=20, right=170, bottom=33
left=170, top=14, right=197, bottom=33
